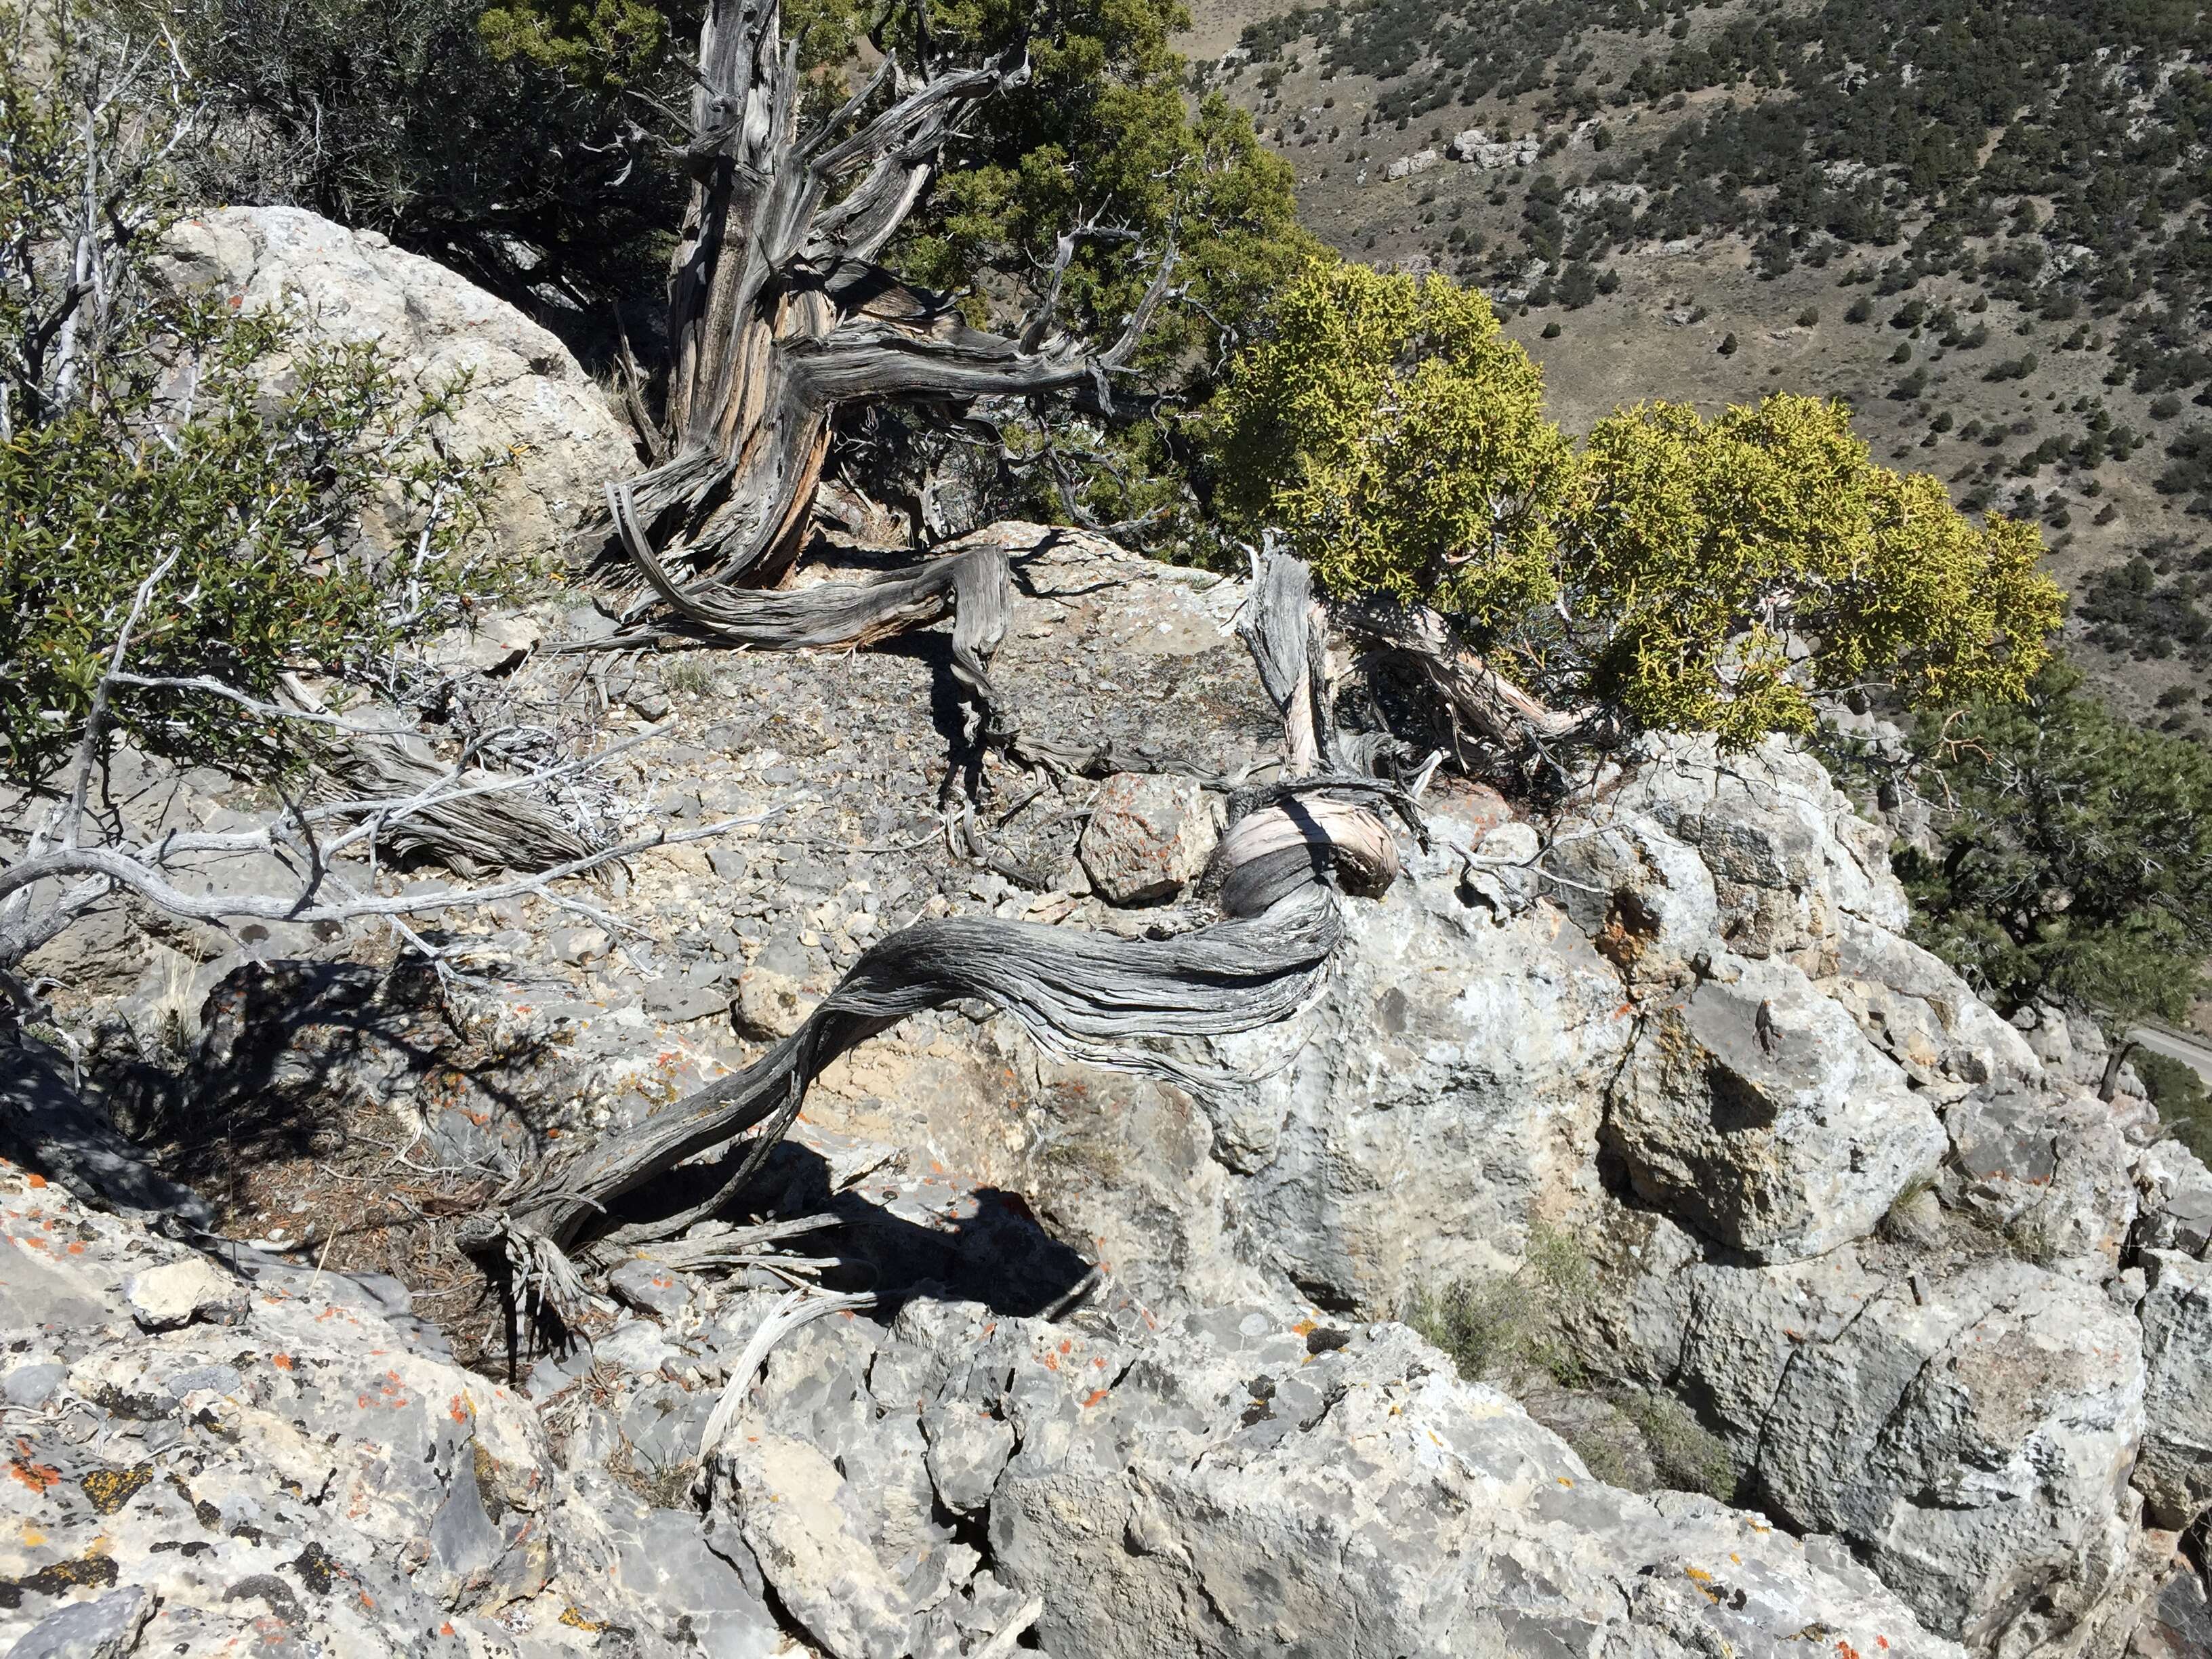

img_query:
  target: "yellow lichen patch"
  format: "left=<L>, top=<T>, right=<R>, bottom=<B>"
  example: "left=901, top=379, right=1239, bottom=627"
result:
left=79, top=1465, right=153, bottom=1517
left=558, top=1607, right=608, bottom=1633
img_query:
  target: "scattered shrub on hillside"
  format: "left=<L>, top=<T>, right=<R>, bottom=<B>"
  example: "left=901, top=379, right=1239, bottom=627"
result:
left=1620, top=1391, right=1738, bottom=1502
left=1404, top=1223, right=1590, bottom=1387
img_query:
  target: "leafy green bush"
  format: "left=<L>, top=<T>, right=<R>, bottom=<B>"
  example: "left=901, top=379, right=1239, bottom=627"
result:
left=1210, top=264, right=2062, bottom=744
left=1, top=1, right=499, bottom=787
left=1894, top=660, right=2212, bottom=1031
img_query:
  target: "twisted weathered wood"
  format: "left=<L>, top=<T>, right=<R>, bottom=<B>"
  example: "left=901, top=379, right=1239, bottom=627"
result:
left=607, top=0, right=1174, bottom=599
left=458, top=550, right=1409, bottom=1300
left=464, top=878, right=1351, bottom=1261
left=1338, top=599, right=1587, bottom=763
left=314, top=713, right=589, bottom=877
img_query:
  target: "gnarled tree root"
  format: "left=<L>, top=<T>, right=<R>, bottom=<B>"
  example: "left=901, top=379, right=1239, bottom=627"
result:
left=457, top=548, right=1401, bottom=1339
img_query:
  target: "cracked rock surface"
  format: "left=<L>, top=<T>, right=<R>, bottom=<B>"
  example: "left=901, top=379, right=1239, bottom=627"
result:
left=7, top=224, right=2211, bottom=1657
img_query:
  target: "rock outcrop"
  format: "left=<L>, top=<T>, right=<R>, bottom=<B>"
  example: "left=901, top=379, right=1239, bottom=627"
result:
left=0, top=1162, right=1965, bottom=1659
left=7, top=513, right=2210, bottom=1654
left=157, top=206, right=636, bottom=562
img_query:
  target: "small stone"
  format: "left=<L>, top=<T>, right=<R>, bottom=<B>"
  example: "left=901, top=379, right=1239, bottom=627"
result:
left=625, top=683, right=673, bottom=720
left=1, top=1361, right=65, bottom=1408
left=552, top=926, right=611, bottom=965
left=734, top=934, right=815, bottom=1039
left=5, top=1586, right=152, bottom=1659
left=123, top=1258, right=247, bottom=1331
left=644, top=979, right=724, bottom=1023
left=609, top=1258, right=697, bottom=1319
left=1078, top=774, right=1216, bottom=905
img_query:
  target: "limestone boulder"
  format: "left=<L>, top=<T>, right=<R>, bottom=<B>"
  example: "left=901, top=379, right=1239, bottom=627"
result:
left=1608, top=734, right=1912, bottom=963
left=2136, top=1250, right=2212, bottom=1529
left=1945, top=1081, right=2140, bottom=1278
left=1605, top=951, right=1947, bottom=1261
left=2134, top=1139, right=2212, bottom=1259
left=159, top=205, right=636, bottom=562
left=1570, top=1208, right=2148, bottom=1654
left=975, top=1303, right=1962, bottom=1659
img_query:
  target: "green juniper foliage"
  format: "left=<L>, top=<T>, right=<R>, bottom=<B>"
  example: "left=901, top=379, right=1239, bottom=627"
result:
left=1210, top=262, right=2062, bottom=744
left=1, top=2, right=501, bottom=787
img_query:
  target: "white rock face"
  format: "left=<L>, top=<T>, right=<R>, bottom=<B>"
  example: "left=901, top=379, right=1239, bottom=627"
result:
left=1607, top=952, right=1948, bottom=1261
left=1449, top=127, right=1540, bottom=168
left=2137, top=1250, right=2212, bottom=1530
left=158, top=206, right=636, bottom=562
left=1383, top=146, right=1441, bottom=180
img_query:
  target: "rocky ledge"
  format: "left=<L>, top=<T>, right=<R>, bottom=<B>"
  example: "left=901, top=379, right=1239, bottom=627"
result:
left=3, top=207, right=2209, bottom=1659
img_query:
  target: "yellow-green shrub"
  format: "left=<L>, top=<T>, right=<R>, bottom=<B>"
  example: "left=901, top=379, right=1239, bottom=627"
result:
left=1211, top=263, right=2063, bottom=743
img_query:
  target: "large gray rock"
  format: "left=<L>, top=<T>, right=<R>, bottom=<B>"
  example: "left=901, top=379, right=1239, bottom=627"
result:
left=1606, top=735, right=1911, bottom=962
left=2134, top=1139, right=2212, bottom=1258
left=974, top=1304, right=1961, bottom=1659
left=1570, top=1206, right=2147, bottom=1654
left=1825, top=916, right=2042, bottom=1095
left=1945, top=1082, right=2139, bottom=1278
left=1606, top=952, right=1946, bottom=1261
left=697, top=1294, right=1962, bottom=1659
left=4, top=1587, right=151, bottom=1659
left=2136, top=1250, right=2212, bottom=1529
left=159, top=205, right=635, bottom=561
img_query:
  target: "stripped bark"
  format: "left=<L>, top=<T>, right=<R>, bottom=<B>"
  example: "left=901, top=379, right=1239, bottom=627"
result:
left=311, top=708, right=590, bottom=878
left=604, top=0, right=1173, bottom=600
left=464, top=877, right=1349, bottom=1265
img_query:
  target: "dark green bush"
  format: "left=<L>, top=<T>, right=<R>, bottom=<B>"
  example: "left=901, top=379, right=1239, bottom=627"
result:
left=1, top=1, right=501, bottom=787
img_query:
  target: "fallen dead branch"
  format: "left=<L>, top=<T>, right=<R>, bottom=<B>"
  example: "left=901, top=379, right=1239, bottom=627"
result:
left=457, top=547, right=1405, bottom=1343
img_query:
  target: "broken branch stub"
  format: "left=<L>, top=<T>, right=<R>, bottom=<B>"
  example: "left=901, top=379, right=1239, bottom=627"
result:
left=1337, top=599, right=1586, bottom=764
left=1237, top=550, right=1336, bottom=778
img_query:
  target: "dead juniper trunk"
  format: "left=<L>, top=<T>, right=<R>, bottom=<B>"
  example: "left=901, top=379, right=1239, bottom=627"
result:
left=457, top=553, right=1420, bottom=1354
left=457, top=3, right=1418, bottom=1357
left=605, top=0, right=1171, bottom=619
